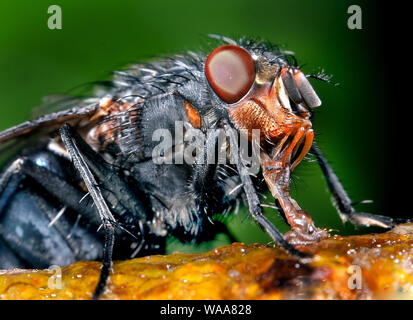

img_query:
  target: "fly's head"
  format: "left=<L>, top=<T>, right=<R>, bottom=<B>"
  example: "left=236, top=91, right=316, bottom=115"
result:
left=204, top=44, right=322, bottom=174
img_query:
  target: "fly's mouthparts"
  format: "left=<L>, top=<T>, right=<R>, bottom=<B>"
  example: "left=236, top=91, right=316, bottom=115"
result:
left=265, top=124, right=313, bottom=171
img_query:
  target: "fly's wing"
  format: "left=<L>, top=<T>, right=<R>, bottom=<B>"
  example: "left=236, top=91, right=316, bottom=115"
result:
left=0, top=102, right=99, bottom=144
left=0, top=78, right=116, bottom=146
left=0, top=98, right=100, bottom=166
left=31, top=94, right=89, bottom=119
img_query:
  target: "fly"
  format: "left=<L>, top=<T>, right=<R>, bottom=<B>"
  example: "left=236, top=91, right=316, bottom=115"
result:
left=0, top=35, right=409, bottom=299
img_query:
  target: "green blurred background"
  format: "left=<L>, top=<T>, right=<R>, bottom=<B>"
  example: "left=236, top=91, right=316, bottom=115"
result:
left=0, top=0, right=387, bottom=253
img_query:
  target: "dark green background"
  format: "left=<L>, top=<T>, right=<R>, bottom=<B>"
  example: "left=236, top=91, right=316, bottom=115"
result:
left=0, top=0, right=386, bottom=253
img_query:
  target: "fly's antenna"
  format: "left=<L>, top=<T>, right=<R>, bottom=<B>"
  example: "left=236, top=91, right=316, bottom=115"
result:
left=307, top=70, right=339, bottom=87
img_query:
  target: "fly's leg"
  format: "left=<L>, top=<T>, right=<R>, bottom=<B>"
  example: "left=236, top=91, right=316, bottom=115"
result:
left=224, top=120, right=310, bottom=258
left=59, top=124, right=116, bottom=299
left=310, top=143, right=411, bottom=228
left=260, top=151, right=329, bottom=246
left=261, top=126, right=329, bottom=246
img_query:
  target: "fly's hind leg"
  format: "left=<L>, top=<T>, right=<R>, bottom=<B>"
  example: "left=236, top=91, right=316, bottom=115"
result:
left=59, top=124, right=116, bottom=299
left=310, top=143, right=411, bottom=228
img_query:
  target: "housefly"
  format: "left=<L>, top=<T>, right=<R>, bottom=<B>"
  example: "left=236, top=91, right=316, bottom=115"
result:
left=0, top=35, right=408, bottom=298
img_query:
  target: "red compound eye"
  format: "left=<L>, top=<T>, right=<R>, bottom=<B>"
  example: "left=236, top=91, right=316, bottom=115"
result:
left=205, top=45, right=256, bottom=104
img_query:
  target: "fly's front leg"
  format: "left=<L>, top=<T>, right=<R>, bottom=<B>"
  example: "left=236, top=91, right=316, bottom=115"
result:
left=260, top=151, right=329, bottom=246
left=224, top=121, right=310, bottom=258
left=310, top=143, right=411, bottom=228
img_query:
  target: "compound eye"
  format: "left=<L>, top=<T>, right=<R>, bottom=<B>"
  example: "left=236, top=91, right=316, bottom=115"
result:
left=205, top=45, right=256, bottom=104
